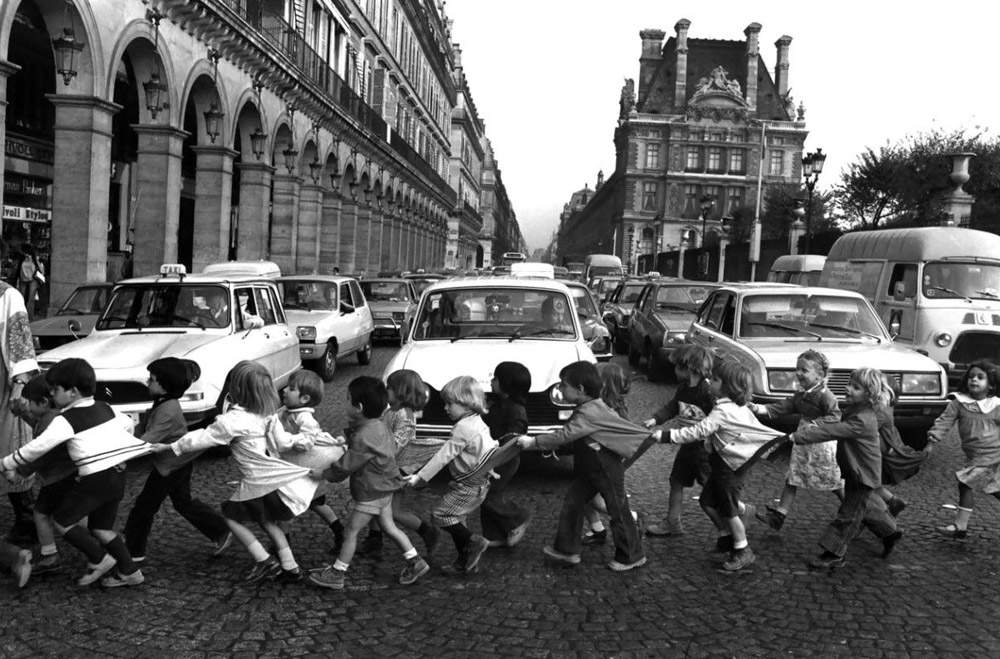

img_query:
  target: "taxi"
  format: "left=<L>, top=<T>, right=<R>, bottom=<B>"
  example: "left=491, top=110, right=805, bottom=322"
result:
left=36, top=263, right=300, bottom=428
left=382, top=277, right=596, bottom=441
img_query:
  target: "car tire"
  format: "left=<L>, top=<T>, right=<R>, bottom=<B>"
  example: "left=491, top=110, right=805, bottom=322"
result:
left=645, top=343, right=661, bottom=382
left=317, top=341, right=338, bottom=382
left=357, top=337, right=373, bottom=365
left=628, top=342, right=640, bottom=367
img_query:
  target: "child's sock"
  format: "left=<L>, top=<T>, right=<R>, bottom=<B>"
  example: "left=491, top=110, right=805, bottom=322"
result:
left=733, top=539, right=749, bottom=551
left=246, top=540, right=270, bottom=562
left=62, top=526, right=107, bottom=564
left=955, top=506, right=973, bottom=530
left=40, top=543, right=58, bottom=557
left=332, top=559, right=349, bottom=571
left=591, top=520, right=606, bottom=533
left=443, top=523, right=472, bottom=551
left=276, top=546, right=298, bottom=570
left=403, top=547, right=418, bottom=560
left=101, top=535, right=137, bottom=575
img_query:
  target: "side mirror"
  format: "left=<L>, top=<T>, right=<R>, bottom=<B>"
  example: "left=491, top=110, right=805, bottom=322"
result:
left=245, top=316, right=264, bottom=330
left=67, top=319, right=82, bottom=337
left=340, top=302, right=355, bottom=315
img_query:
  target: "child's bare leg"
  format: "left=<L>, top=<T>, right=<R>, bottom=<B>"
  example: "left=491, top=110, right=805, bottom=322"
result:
left=311, top=503, right=337, bottom=525
left=336, top=510, right=374, bottom=566
left=590, top=494, right=608, bottom=515
left=377, top=507, right=416, bottom=553
left=958, top=483, right=975, bottom=509
left=262, top=521, right=299, bottom=570
left=876, top=487, right=892, bottom=503
left=699, top=501, right=727, bottom=532
left=34, top=512, right=58, bottom=559
left=776, top=483, right=797, bottom=514
left=392, top=495, right=422, bottom=532
left=726, top=515, right=747, bottom=547
left=666, top=479, right=685, bottom=528
left=225, top=518, right=271, bottom=561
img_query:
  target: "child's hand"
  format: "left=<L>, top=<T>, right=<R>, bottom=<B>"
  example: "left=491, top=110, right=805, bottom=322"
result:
left=516, top=435, right=535, bottom=450
left=148, top=443, right=174, bottom=454
left=309, top=467, right=326, bottom=480
left=404, top=474, right=422, bottom=488
left=642, top=418, right=657, bottom=429
left=292, top=438, right=314, bottom=452
left=331, top=435, right=347, bottom=446
left=651, top=429, right=663, bottom=443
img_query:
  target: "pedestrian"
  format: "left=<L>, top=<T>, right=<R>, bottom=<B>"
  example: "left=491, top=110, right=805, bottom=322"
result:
left=873, top=375, right=926, bottom=516
left=15, top=244, right=43, bottom=322
left=276, top=369, right=346, bottom=553
left=517, top=361, right=649, bottom=572
left=928, top=360, right=1000, bottom=538
left=480, top=361, right=532, bottom=548
left=792, top=367, right=902, bottom=569
left=662, top=359, right=784, bottom=571
left=0, top=358, right=150, bottom=587
left=152, top=361, right=317, bottom=584
left=308, top=376, right=429, bottom=589
left=11, top=374, right=74, bottom=582
left=355, top=369, right=438, bottom=559
left=644, top=344, right=716, bottom=537
left=403, top=376, right=496, bottom=575
left=121, top=358, right=232, bottom=570
left=751, top=349, right=843, bottom=531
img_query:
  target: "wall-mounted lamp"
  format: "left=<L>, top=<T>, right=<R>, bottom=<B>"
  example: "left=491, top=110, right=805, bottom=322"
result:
left=52, top=1, right=84, bottom=86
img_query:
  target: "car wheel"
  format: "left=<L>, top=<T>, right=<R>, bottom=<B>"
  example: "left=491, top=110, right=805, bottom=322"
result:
left=645, top=343, right=661, bottom=382
left=628, top=342, right=640, bottom=367
left=357, top=337, right=373, bottom=365
left=318, top=342, right=338, bottom=382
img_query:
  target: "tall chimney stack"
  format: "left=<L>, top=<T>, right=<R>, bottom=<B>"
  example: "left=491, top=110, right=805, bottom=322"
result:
left=744, top=23, right=761, bottom=112
left=638, top=28, right=666, bottom=102
left=774, top=35, right=792, bottom=99
left=673, top=19, right=691, bottom=107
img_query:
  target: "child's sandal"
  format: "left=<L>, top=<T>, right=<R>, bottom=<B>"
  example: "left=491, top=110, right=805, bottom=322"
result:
left=937, top=524, right=968, bottom=539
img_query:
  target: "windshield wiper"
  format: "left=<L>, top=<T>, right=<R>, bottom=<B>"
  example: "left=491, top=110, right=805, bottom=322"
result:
left=976, top=289, right=1000, bottom=299
left=509, top=327, right=574, bottom=342
left=743, top=321, right=823, bottom=340
left=807, top=322, right=883, bottom=343
left=926, top=285, right=972, bottom=302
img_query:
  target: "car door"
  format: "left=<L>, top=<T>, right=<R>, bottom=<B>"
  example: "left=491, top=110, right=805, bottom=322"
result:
left=251, top=285, right=296, bottom=383
left=338, top=281, right=359, bottom=354
left=688, top=291, right=735, bottom=355
left=266, top=284, right=300, bottom=381
left=630, top=284, right=655, bottom=349
left=350, top=279, right=374, bottom=339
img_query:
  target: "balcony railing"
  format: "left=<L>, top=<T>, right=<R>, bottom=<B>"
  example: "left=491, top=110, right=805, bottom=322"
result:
left=389, top=130, right=456, bottom=205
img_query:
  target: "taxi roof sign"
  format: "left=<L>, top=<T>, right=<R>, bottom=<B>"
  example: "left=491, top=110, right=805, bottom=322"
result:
left=159, top=264, right=187, bottom=276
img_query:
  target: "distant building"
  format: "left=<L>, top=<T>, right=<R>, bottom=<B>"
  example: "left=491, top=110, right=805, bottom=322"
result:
left=558, top=19, right=807, bottom=272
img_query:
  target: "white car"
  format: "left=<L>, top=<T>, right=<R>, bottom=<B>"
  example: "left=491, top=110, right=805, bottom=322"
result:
left=277, top=276, right=374, bottom=381
left=36, top=264, right=300, bottom=428
left=383, top=277, right=596, bottom=441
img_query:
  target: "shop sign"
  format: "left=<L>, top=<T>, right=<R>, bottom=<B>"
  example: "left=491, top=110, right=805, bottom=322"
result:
left=2, top=205, right=51, bottom=223
left=5, top=137, right=54, bottom=164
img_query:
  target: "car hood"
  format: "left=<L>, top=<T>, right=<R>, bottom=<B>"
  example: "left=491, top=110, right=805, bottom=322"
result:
left=30, top=314, right=98, bottom=336
left=284, top=309, right=337, bottom=325
left=37, top=331, right=229, bottom=370
left=368, top=301, right=411, bottom=313
left=391, top=341, right=587, bottom=391
left=747, top=339, right=942, bottom=371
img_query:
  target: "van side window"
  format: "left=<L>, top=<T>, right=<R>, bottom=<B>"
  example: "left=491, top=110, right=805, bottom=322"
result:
left=887, top=264, right=917, bottom=298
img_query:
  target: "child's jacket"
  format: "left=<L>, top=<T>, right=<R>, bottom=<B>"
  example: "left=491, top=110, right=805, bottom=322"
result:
left=927, top=394, right=1000, bottom=466
left=323, top=417, right=403, bottom=501
left=794, top=402, right=881, bottom=488
left=671, top=398, right=783, bottom=471
left=417, top=413, right=498, bottom=482
left=534, top=399, right=650, bottom=459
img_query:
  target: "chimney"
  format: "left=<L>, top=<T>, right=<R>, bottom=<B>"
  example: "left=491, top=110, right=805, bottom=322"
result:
left=452, top=43, right=463, bottom=69
left=638, top=28, right=666, bottom=101
left=774, top=35, right=792, bottom=99
left=673, top=19, right=691, bottom=107
left=744, top=23, right=761, bottom=112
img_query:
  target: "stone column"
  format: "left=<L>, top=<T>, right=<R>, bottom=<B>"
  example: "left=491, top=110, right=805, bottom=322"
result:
left=46, top=94, right=119, bottom=308
left=236, top=162, right=274, bottom=260
left=355, top=204, right=371, bottom=275
left=270, top=173, right=301, bottom=273
left=320, top=193, right=341, bottom=273
left=190, top=145, right=236, bottom=272
left=368, top=208, right=383, bottom=274
left=338, top=197, right=357, bottom=272
left=400, top=218, right=410, bottom=269
left=131, top=124, right=187, bottom=276
left=381, top=212, right=394, bottom=267
left=296, top=183, right=323, bottom=273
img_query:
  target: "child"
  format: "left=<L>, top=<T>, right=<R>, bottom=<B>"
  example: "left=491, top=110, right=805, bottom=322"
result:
left=644, top=345, right=715, bottom=537
left=928, top=360, right=1000, bottom=538
left=308, top=376, right=429, bottom=589
left=155, top=361, right=316, bottom=584
left=875, top=376, right=926, bottom=516
left=663, top=359, right=783, bottom=571
left=518, top=361, right=648, bottom=572
left=751, top=350, right=842, bottom=530
left=0, top=358, right=150, bottom=586
left=277, top=369, right=345, bottom=552
left=404, top=376, right=497, bottom=574
left=792, top=367, right=901, bottom=568
left=481, top=362, right=532, bottom=548
left=121, top=358, right=232, bottom=569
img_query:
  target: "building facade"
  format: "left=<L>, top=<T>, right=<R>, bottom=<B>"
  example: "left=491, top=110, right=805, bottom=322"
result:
left=0, top=0, right=515, bottom=311
left=558, top=19, right=807, bottom=273
left=478, top=137, right=521, bottom=267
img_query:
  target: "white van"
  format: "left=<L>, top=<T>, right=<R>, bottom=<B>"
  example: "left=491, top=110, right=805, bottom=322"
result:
left=819, top=227, right=1000, bottom=388
left=584, top=254, right=624, bottom=281
left=767, top=255, right=826, bottom=286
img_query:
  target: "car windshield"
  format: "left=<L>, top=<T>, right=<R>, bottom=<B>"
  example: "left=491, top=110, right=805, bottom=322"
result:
left=97, top=284, right=232, bottom=330
left=922, top=262, right=1000, bottom=300
left=567, top=287, right=599, bottom=318
left=279, top=281, right=337, bottom=311
left=412, top=287, right=578, bottom=341
left=738, top=294, right=886, bottom=340
left=362, top=281, right=411, bottom=303
left=57, top=286, right=109, bottom=316
left=656, top=285, right=712, bottom=312
left=408, top=277, right=443, bottom=294
left=597, top=278, right=622, bottom=295
left=620, top=284, right=645, bottom=304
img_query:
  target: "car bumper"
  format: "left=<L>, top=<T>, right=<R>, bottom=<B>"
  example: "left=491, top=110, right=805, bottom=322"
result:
left=373, top=319, right=403, bottom=339
left=299, top=342, right=326, bottom=360
left=752, top=392, right=947, bottom=430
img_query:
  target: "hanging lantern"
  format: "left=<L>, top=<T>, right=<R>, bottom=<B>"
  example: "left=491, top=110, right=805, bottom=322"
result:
left=329, top=169, right=341, bottom=193
left=250, top=128, right=267, bottom=159
left=308, top=159, right=322, bottom=184
left=52, top=26, right=84, bottom=86
left=282, top=144, right=299, bottom=173
left=203, top=103, right=224, bottom=144
left=144, top=71, right=168, bottom=120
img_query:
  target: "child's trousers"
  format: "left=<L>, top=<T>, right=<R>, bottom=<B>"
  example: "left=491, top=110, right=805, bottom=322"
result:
left=818, top=483, right=896, bottom=557
left=480, top=453, right=530, bottom=541
left=554, top=444, right=644, bottom=564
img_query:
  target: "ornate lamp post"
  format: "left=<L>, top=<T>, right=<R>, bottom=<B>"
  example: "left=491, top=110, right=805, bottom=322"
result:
left=801, top=147, right=827, bottom=253
left=699, top=194, right=715, bottom=248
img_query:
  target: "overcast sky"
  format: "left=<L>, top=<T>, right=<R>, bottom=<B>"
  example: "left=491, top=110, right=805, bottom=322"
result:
left=444, top=1, right=997, bottom=251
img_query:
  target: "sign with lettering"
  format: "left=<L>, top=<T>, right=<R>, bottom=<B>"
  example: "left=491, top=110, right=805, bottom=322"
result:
left=5, top=137, right=54, bottom=164
left=2, top=205, right=51, bottom=223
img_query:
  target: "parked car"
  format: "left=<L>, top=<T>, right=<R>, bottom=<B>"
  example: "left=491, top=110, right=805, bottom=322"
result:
left=686, top=284, right=949, bottom=442
left=590, top=276, right=623, bottom=300
left=404, top=271, right=447, bottom=295
left=383, top=277, right=595, bottom=442
left=36, top=263, right=300, bottom=428
left=278, top=275, right=374, bottom=381
left=360, top=277, right=418, bottom=344
left=30, top=282, right=114, bottom=352
left=601, top=279, right=647, bottom=354
left=563, top=281, right=613, bottom=361
left=627, top=280, right=719, bottom=380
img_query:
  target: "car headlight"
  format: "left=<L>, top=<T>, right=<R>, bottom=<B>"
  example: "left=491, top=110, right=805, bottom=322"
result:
left=662, top=330, right=687, bottom=347
left=767, top=369, right=798, bottom=393
left=900, top=372, right=941, bottom=395
left=934, top=332, right=953, bottom=348
left=550, top=384, right=571, bottom=406
left=392, top=311, right=405, bottom=321
left=297, top=326, right=317, bottom=341
left=180, top=391, right=205, bottom=402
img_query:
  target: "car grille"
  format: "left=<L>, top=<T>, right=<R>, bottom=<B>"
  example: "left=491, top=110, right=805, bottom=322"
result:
left=94, top=381, right=152, bottom=405
left=948, top=332, right=1000, bottom=389
left=420, top=388, right=566, bottom=426
left=825, top=370, right=902, bottom=397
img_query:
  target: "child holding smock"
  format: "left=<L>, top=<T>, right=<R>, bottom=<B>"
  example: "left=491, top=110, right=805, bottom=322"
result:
left=928, top=360, right=1000, bottom=538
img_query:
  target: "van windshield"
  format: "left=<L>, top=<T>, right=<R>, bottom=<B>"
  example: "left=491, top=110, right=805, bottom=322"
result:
left=923, top=262, right=1000, bottom=300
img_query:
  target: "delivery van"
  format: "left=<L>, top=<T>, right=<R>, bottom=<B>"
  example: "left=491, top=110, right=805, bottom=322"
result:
left=767, top=255, right=826, bottom=286
left=584, top=254, right=624, bottom=281
left=819, top=227, right=1000, bottom=389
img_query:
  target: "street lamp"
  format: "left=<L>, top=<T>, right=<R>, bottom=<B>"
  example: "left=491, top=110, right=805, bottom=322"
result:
left=801, top=147, right=827, bottom=253
left=249, top=128, right=267, bottom=159
left=52, top=1, right=84, bottom=87
left=699, top=193, right=715, bottom=248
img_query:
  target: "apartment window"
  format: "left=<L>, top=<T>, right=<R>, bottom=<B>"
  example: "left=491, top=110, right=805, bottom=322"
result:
left=645, top=143, right=660, bottom=169
left=769, top=150, right=785, bottom=175
left=707, top=147, right=722, bottom=173
left=728, top=149, right=745, bottom=174
left=642, top=182, right=658, bottom=211
left=685, top=147, right=702, bottom=171
left=727, top=187, right=744, bottom=214
left=683, top=184, right=699, bottom=217
left=703, top=186, right=720, bottom=217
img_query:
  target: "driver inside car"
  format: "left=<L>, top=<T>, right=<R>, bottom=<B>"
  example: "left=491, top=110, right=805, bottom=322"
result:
left=205, top=289, right=231, bottom=327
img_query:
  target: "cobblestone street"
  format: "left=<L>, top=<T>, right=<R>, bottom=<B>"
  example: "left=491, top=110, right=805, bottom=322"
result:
left=1, top=347, right=998, bottom=657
